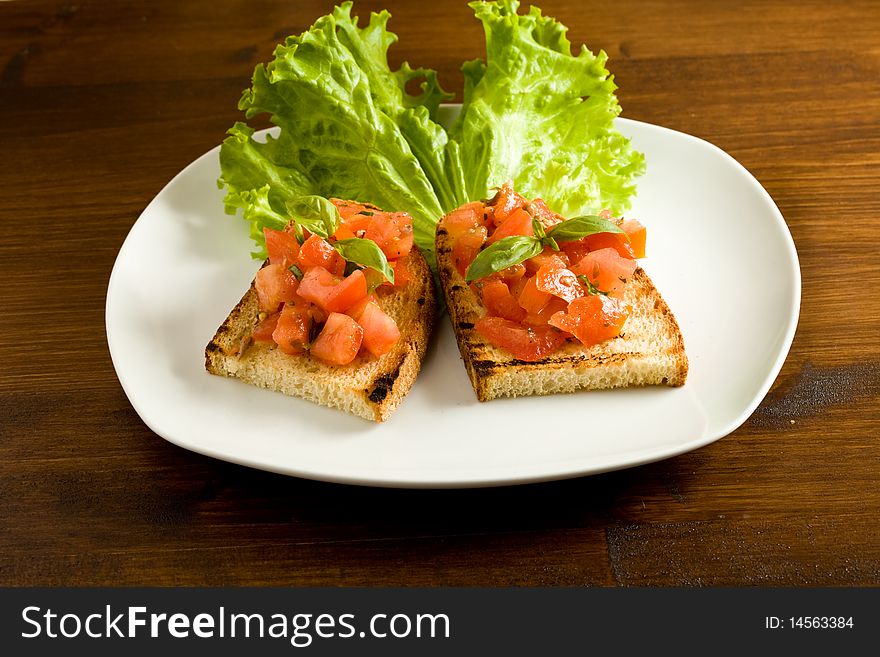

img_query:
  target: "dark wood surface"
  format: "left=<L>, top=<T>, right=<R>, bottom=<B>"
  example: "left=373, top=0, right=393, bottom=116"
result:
left=2, top=0, right=878, bottom=586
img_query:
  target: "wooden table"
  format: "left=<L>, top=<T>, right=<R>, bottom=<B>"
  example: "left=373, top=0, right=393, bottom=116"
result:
left=2, top=0, right=878, bottom=587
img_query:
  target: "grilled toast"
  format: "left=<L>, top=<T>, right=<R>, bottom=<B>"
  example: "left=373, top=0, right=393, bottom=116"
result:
left=436, top=225, right=687, bottom=402
left=205, top=248, right=436, bottom=421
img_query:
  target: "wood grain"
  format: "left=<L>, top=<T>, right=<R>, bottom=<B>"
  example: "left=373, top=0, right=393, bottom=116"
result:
left=1, top=0, right=878, bottom=587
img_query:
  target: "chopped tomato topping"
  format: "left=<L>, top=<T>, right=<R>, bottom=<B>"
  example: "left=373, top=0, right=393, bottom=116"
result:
left=331, top=198, right=376, bottom=220
left=583, top=232, right=636, bottom=259
left=498, top=263, right=526, bottom=284
left=481, top=280, right=527, bottom=323
left=517, top=276, right=552, bottom=315
left=475, top=317, right=568, bottom=362
left=491, top=181, right=525, bottom=224
left=272, top=303, right=312, bottom=355
left=444, top=186, right=648, bottom=361
left=348, top=300, right=400, bottom=357
left=560, top=238, right=592, bottom=265
left=298, top=234, right=345, bottom=276
left=522, top=297, right=568, bottom=327
left=526, top=198, right=563, bottom=229
left=486, top=208, right=533, bottom=245
left=451, top=225, right=487, bottom=276
left=310, top=312, right=364, bottom=365
left=570, top=247, right=638, bottom=296
left=254, top=263, right=300, bottom=312
left=264, top=227, right=301, bottom=267
left=364, top=212, right=414, bottom=260
left=548, top=295, right=629, bottom=347
left=388, top=254, right=411, bottom=288
left=252, top=312, right=281, bottom=343
left=247, top=199, right=410, bottom=365
left=296, top=267, right=368, bottom=313
left=621, top=219, right=647, bottom=259
left=332, top=223, right=358, bottom=241
left=524, top=248, right=568, bottom=276
left=534, top=265, right=586, bottom=303
left=441, top=202, right=489, bottom=239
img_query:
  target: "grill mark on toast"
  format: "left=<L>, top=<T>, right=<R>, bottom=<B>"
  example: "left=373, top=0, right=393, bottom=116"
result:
left=472, top=352, right=639, bottom=372
left=368, top=357, right=405, bottom=403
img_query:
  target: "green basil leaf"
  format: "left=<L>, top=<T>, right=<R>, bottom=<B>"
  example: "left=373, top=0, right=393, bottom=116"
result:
left=465, top=235, right=543, bottom=282
left=333, top=238, right=395, bottom=284
left=577, top=274, right=610, bottom=296
left=288, top=263, right=304, bottom=280
left=547, top=215, right=628, bottom=243
left=292, top=222, right=305, bottom=245
left=542, top=236, right=560, bottom=252
left=285, top=195, right=340, bottom=239
left=531, top=218, right=546, bottom=239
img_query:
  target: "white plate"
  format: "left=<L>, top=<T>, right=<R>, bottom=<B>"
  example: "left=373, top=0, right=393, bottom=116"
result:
left=106, top=113, right=800, bottom=488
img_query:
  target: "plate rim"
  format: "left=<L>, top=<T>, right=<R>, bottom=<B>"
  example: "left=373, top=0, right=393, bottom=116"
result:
left=106, top=115, right=801, bottom=488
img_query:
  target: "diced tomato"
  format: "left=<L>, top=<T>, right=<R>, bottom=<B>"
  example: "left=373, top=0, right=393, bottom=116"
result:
left=389, top=255, right=411, bottom=288
left=524, top=247, right=569, bottom=276
left=570, top=247, right=638, bottom=296
left=621, top=219, right=647, bottom=259
left=548, top=295, right=629, bottom=348
left=584, top=232, right=636, bottom=259
left=509, top=274, right=528, bottom=300
left=364, top=212, right=414, bottom=259
left=481, top=280, right=527, bottom=323
left=526, top=198, right=563, bottom=229
left=332, top=224, right=357, bottom=241
left=252, top=312, right=280, bottom=343
left=486, top=208, right=534, bottom=245
left=254, top=263, right=300, bottom=312
left=561, top=238, right=592, bottom=265
left=522, top=297, right=568, bottom=327
left=452, top=226, right=487, bottom=276
left=497, top=262, right=526, bottom=286
left=517, top=276, right=552, bottom=314
left=491, top=181, right=525, bottom=224
left=298, top=234, right=345, bottom=276
left=296, top=266, right=368, bottom=313
left=308, top=304, right=328, bottom=325
left=441, top=202, right=488, bottom=239
left=272, top=303, right=312, bottom=355
left=310, top=312, right=364, bottom=365
left=344, top=295, right=378, bottom=320
left=534, top=265, right=586, bottom=303
left=264, top=227, right=301, bottom=267
left=348, top=300, right=400, bottom=357
left=475, top=317, right=568, bottom=362
left=342, top=213, right=373, bottom=235
left=331, top=198, right=378, bottom=221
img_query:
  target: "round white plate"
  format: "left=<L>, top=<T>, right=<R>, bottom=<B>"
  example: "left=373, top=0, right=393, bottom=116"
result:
left=106, top=114, right=800, bottom=488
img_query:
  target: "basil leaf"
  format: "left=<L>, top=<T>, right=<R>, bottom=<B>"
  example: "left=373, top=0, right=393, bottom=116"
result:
left=333, top=238, right=395, bottom=284
left=288, top=263, right=304, bottom=280
left=532, top=218, right=546, bottom=239
left=577, top=274, right=609, bottom=296
left=465, top=236, right=543, bottom=282
left=547, top=215, right=628, bottom=243
left=543, top=236, right=560, bottom=252
left=285, top=195, right=340, bottom=239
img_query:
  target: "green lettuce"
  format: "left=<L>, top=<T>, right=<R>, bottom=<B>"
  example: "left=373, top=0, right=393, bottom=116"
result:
left=218, top=2, right=465, bottom=262
left=452, top=0, right=645, bottom=216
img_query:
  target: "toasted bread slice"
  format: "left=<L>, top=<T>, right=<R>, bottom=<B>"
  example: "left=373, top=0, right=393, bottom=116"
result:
left=205, top=249, right=436, bottom=421
left=436, top=226, right=687, bottom=402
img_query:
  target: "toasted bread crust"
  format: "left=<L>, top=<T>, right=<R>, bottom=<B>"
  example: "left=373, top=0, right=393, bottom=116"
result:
left=436, top=226, right=688, bottom=401
left=205, top=249, right=436, bottom=421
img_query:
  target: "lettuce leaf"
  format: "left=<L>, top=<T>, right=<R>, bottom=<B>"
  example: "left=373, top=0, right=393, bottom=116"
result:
left=452, top=0, right=645, bottom=216
left=218, top=2, right=464, bottom=263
